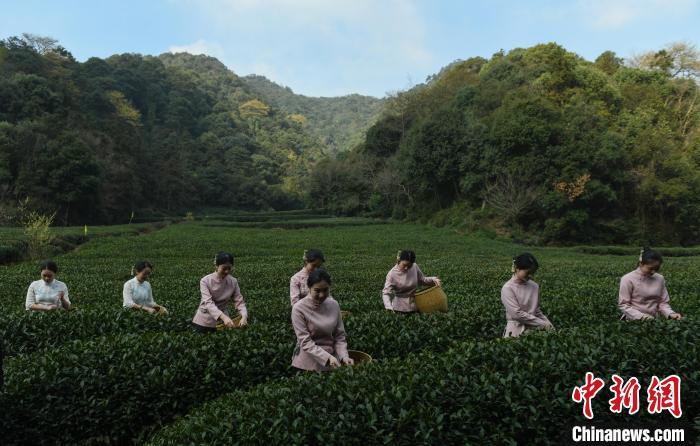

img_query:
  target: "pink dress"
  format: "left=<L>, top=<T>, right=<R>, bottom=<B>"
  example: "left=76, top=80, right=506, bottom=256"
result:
left=501, top=276, right=552, bottom=338
left=618, top=268, right=678, bottom=320
left=289, top=268, right=309, bottom=306
left=382, top=263, right=437, bottom=313
left=191, top=272, right=248, bottom=328
left=291, top=296, right=349, bottom=371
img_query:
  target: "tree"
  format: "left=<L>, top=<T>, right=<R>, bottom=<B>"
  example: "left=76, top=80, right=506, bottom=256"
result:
left=42, top=132, right=101, bottom=224
left=106, top=90, right=142, bottom=125
left=630, top=42, right=700, bottom=79
left=594, top=51, right=623, bottom=75
left=239, top=99, right=270, bottom=118
left=20, top=33, right=60, bottom=55
left=483, top=174, right=542, bottom=225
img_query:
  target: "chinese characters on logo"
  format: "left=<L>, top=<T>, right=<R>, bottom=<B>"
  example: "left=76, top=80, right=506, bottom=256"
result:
left=572, top=373, right=681, bottom=419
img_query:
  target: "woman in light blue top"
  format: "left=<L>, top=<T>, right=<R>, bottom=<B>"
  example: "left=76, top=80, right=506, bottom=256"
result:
left=25, top=260, right=71, bottom=311
left=123, top=261, right=167, bottom=314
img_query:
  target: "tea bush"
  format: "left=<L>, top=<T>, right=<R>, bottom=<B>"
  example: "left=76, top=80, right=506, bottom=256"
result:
left=0, top=218, right=698, bottom=444
left=147, top=321, right=700, bottom=445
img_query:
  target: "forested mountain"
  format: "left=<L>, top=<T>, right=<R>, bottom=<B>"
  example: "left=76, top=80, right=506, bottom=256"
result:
left=308, top=43, right=700, bottom=245
left=243, top=74, right=383, bottom=153
left=3, top=34, right=700, bottom=245
left=0, top=34, right=327, bottom=225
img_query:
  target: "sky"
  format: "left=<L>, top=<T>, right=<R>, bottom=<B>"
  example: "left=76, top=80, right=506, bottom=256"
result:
left=2, top=0, right=700, bottom=98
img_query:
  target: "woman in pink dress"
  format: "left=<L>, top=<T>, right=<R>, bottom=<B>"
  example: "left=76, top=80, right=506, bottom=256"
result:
left=382, top=250, right=442, bottom=313
left=291, top=269, right=353, bottom=371
left=618, top=248, right=682, bottom=321
left=289, top=249, right=325, bottom=307
left=501, top=252, right=554, bottom=338
left=191, top=252, right=249, bottom=333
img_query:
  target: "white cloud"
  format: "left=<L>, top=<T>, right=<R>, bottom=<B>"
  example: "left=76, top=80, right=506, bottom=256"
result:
left=576, top=0, right=696, bottom=29
left=168, top=39, right=225, bottom=58
left=245, top=62, right=279, bottom=81
left=171, top=0, right=434, bottom=93
left=191, top=0, right=375, bottom=28
left=196, top=0, right=431, bottom=61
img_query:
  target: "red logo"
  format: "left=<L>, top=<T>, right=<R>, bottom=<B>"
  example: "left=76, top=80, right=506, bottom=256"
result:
left=572, top=372, right=606, bottom=419
left=572, top=374, right=682, bottom=419
left=609, top=374, right=641, bottom=415
left=647, top=375, right=682, bottom=418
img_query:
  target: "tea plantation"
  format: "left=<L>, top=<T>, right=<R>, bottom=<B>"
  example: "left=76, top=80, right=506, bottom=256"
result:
left=1, top=216, right=698, bottom=445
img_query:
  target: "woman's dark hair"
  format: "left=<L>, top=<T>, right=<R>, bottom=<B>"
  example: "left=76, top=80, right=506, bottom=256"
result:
left=397, top=250, right=416, bottom=264
left=215, top=252, right=234, bottom=266
left=303, top=249, right=325, bottom=264
left=307, top=268, right=332, bottom=287
left=513, top=253, right=538, bottom=271
left=639, top=247, right=663, bottom=265
left=133, top=261, right=153, bottom=274
left=39, top=260, right=58, bottom=274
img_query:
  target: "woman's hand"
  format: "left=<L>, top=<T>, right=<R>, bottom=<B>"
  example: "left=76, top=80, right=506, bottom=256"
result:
left=57, top=291, right=72, bottom=310
left=327, top=356, right=341, bottom=369
left=238, top=316, right=248, bottom=327
left=434, top=278, right=442, bottom=288
left=341, top=357, right=354, bottom=366
left=669, top=313, right=683, bottom=320
left=221, top=314, right=235, bottom=328
left=145, top=306, right=157, bottom=314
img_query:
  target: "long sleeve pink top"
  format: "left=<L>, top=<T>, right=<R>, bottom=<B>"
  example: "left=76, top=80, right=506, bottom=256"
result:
left=382, top=263, right=437, bottom=313
left=289, top=268, right=309, bottom=306
left=618, top=268, right=677, bottom=320
left=191, top=272, right=248, bottom=328
left=501, top=276, right=552, bottom=337
left=291, top=295, right=349, bottom=371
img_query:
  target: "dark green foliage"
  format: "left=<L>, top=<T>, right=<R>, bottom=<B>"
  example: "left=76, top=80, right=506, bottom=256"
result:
left=1, top=220, right=698, bottom=444
left=312, top=43, right=700, bottom=245
left=147, top=322, right=700, bottom=445
left=576, top=245, right=700, bottom=257
left=0, top=36, right=332, bottom=224
left=0, top=221, right=165, bottom=266
left=0, top=243, right=25, bottom=263
left=243, top=74, right=383, bottom=154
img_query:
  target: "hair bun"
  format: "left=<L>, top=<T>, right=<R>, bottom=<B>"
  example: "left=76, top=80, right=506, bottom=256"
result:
left=303, top=249, right=325, bottom=264
left=513, top=253, right=538, bottom=272
left=214, top=252, right=234, bottom=266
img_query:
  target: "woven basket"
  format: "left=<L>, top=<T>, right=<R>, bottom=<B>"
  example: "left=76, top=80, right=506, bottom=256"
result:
left=216, top=315, right=243, bottom=331
left=154, top=306, right=169, bottom=315
left=415, top=286, right=448, bottom=313
left=340, top=310, right=351, bottom=320
left=348, top=350, right=372, bottom=365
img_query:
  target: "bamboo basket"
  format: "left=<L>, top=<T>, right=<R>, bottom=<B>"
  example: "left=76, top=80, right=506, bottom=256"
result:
left=415, top=286, right=448, bottom=313
left=348, top=350, right=372, bottom=365
left=216, top=315, right=243, bottom=331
